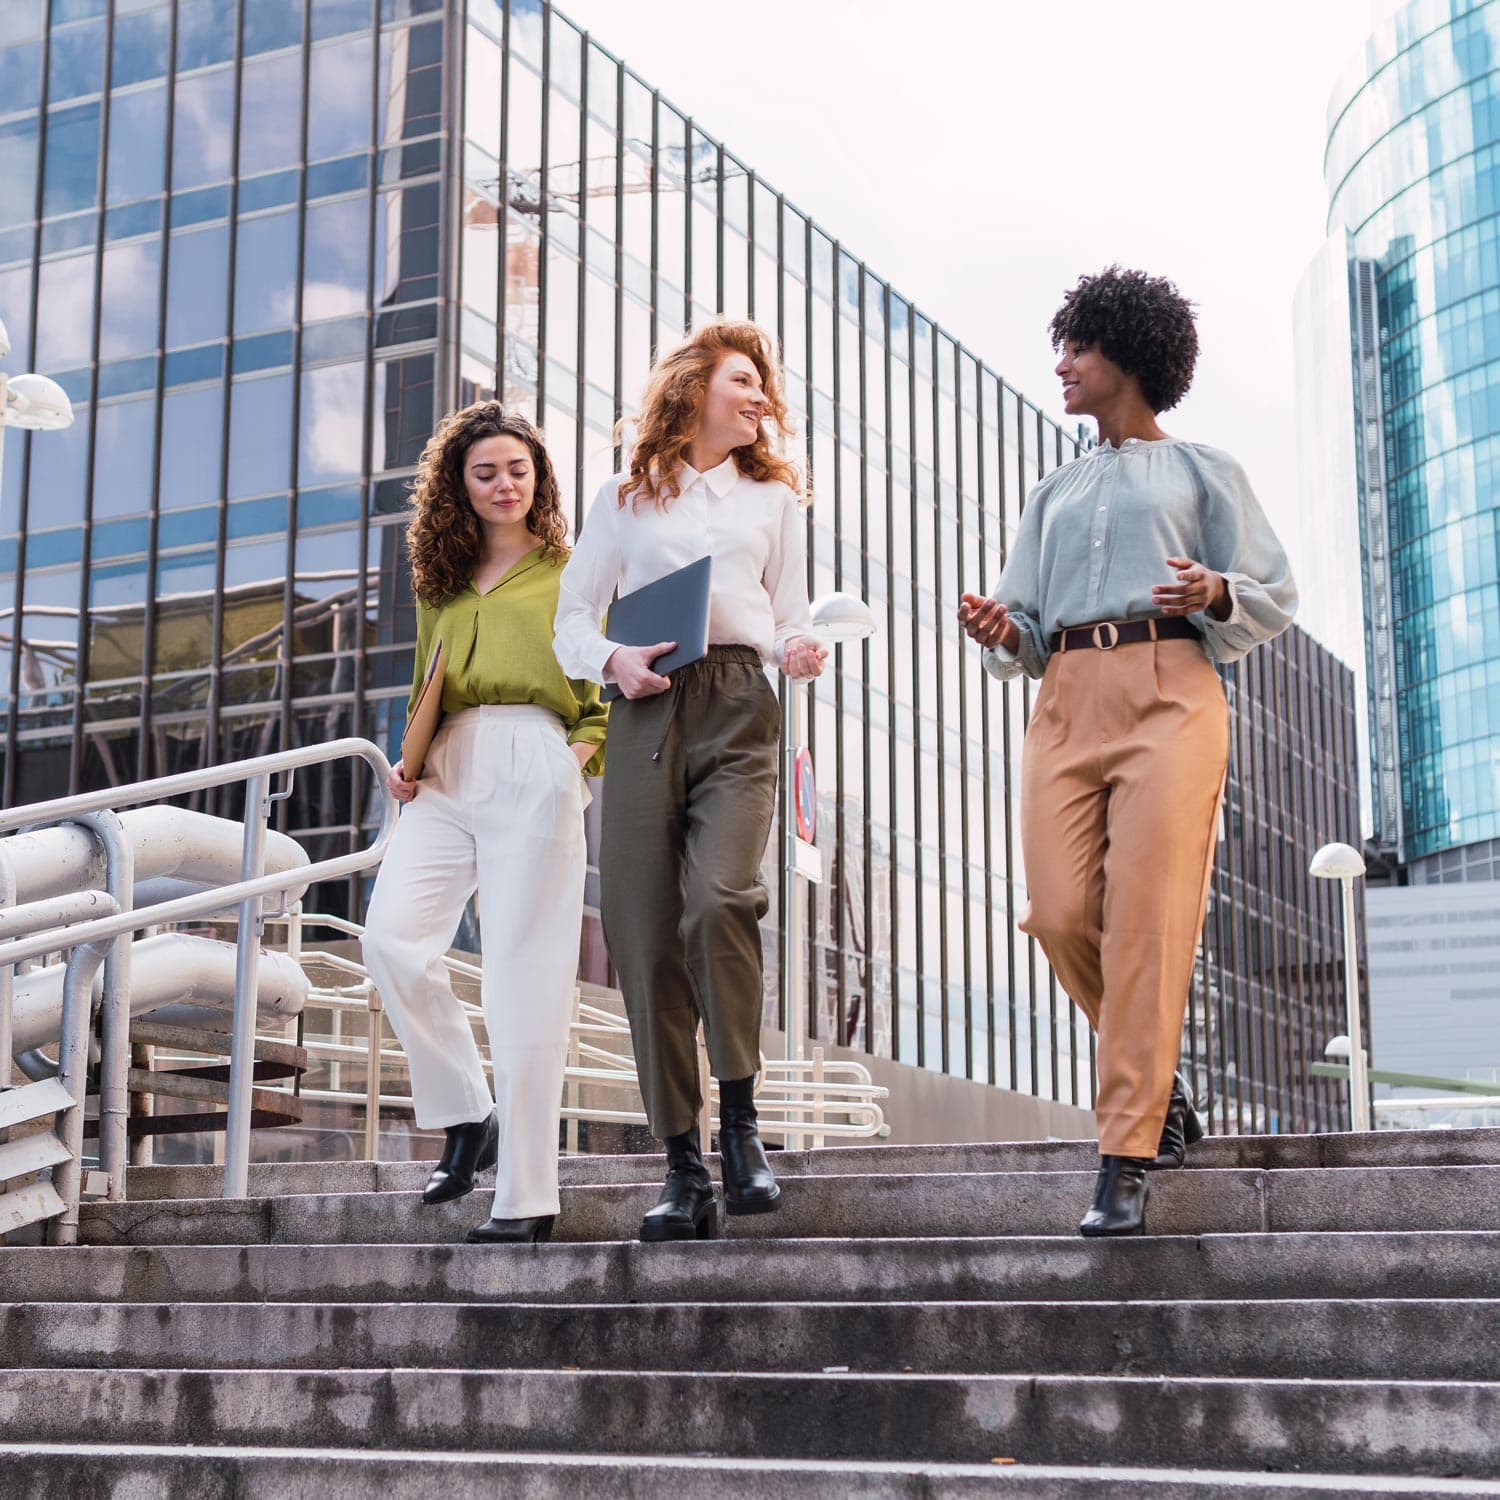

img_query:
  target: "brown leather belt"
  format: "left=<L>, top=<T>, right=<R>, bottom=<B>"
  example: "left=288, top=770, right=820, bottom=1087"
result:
left=1049, top=617, right=1202, bottom=653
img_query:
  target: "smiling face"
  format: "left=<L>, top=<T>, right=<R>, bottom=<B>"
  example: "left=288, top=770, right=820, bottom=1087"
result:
left=463, top=432, right=535, bottom=533
left=692, top=351, right=769, bottom=457
left=1055, top=340, right=1136, bottom=419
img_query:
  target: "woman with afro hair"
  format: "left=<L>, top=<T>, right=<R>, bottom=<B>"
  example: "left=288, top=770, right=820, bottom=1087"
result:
left=959, top=267, right=1296, bottom=1236
left=362, top=404, right=607, bottom=1245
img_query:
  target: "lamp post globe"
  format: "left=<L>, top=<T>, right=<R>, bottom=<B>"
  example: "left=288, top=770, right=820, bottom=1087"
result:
left=3, top=372, right=74, bottom=431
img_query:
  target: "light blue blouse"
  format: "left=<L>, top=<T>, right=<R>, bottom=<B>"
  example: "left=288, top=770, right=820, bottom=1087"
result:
left=982, top=437, right=1298, bottom=681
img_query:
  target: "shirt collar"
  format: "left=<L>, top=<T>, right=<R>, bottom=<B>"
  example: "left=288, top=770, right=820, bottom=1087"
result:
left=680, top=456, right=741, bottom=499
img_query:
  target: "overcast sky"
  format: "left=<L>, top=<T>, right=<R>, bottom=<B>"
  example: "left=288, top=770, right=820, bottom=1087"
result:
left=558, top=0, right=1399, bottom=658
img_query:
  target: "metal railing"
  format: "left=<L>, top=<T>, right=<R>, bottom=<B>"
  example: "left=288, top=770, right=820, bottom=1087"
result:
left=258, top=909, right=889, bottom=1155
left=0, top=738, right=397, bottom=1229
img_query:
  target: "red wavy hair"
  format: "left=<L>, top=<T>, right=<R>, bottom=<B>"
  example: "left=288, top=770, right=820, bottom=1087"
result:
left=619, top=319, right=806, bottom=510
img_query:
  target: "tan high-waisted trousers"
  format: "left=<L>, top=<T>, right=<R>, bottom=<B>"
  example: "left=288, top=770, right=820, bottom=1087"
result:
left=1019, top=635, right=1228, bottom=1159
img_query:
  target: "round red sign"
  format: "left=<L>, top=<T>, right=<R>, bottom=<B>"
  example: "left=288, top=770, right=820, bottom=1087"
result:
left=794, top=747, right=816, bottom=843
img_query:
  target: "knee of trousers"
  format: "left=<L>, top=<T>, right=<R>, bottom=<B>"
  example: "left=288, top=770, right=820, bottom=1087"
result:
left=681, top=881, right=763, bottom=953
left=1019, top=896, right=1093, bottom=956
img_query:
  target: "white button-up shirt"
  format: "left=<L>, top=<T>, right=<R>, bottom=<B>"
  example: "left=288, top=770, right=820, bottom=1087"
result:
left=554, top=457, right=813, bottom=683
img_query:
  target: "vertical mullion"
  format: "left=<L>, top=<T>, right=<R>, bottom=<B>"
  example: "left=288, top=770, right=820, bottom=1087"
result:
left=857, top=266, right=873, bottom=1058
left=930, top=321, right=948, bottom=1076
left=1037, top=409, right=1060, bottom=1099
left=68, top=1, right=118, bottom=793
left=714, top=143, right=724, bottom=315
left=882, top=288, right=899, bottom=1062
left=647, top=89, right=659, bottom=357
left=206, top=0, right=250, bottom=801
left=137, top=0, right=183, bottom=782
left=954, top=345, right=972, bottom=1082
left=1016, top=392, right=1038, bottom=1095
left=681, top=113, right=692, bottom=326
left=997, top=387, right=1018, bottom=1092
left=976, top=371, right=996, bottom=1089
left=573, top=31, right=588, bottom=527
left=280, top=0, right=315, bottom=784
left=830, top=246, right=845, bottom=1045
left=610, top=57, right=624, bottom=474
left=907, top=309, right=924, bottom=1069
left=495, top=0, right=511, bottom=404
left=535, top=2, right=550, bottom=415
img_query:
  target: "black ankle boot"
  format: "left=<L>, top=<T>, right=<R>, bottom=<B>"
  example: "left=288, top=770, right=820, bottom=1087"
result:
left=421, top=1111, right=498, bottom=1205
left=718, top=1075, right=781, bottom=1216
left=466, top=1214, right=555, bottom=1244
left=1149, top=1070, right=1205, bottom=1171
left=1079, top=1155, right=1152, bottom=1237
left=640, top=1131, right=720, bottom=1243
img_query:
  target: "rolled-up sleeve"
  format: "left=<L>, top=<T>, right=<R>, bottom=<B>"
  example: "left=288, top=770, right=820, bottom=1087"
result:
left=554, top=480, right=622, bottom=683
left=1188, top=448, right=1298, bottom=664
left=766, top=489, right=814, bottom=667
left=982, top=489, right=1052, bottom=681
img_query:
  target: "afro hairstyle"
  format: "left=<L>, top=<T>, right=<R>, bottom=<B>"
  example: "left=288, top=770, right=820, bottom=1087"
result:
left=1048, top=266, right=1198, bottom=413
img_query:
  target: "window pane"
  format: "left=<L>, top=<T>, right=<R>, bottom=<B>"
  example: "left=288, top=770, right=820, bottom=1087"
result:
left=91, top=397, right=156, bottom=519
left=303, top=197, right=367, bottom=319
left=98, top=237, right=161, bottom=358
left=307, top=34, right=371, bottom=160
left=111, top=7, right=171, bottom=88
left=369, top=354, right=433, bottom=472
left=233, top=211, right=297, bottom=334
left=0, top=115, right=39, bottom=229
left=311, top=0, right=369, bottom=41
left=42, top=101, right=100, bottom=217
left=379, top=18, right=442, bottom=142
left=105, top=82, right=166, bottom=204
left=239, top=51, right=303, bottom=178
left=34, top=250, right=95, bottom=369
left=372, top=183, right=439, bottom=305
left=243, top=0, right=303, bottom=56
left=160, top=384, right=224, bottom=509
left=0, top=40, right=43, bottom=114
left=171, top=68, right=233, bottom=191
left=47, top=17, right=105, bottom=104
left=299, top=361, right=365, bottom=484
left=229, top=373, right=292, bottom=497
left=27, top=406, right=90, bottom=525
left=176, top=0, right=236, bottom=72
left=165, top=223, right=227, bottom=348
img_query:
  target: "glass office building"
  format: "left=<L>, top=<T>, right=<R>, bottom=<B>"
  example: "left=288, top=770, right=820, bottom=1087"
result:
left=1305, top=0, right=1500, bottom=873
left=2, top=0, right=1359, bottom=1133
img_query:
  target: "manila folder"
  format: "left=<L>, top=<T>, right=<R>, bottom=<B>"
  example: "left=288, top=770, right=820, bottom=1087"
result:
left=400, top=637, right=446, bottom=780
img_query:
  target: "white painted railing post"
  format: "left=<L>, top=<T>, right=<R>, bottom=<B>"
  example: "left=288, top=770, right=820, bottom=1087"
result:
left=224, top=773, right=271, bottom=1200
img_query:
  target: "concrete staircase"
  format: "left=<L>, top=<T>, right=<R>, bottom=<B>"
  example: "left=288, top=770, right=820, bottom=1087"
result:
left=2, top=1129, right=1499, bottom=1496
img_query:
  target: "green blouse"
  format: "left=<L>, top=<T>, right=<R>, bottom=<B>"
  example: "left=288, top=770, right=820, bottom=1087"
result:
left=409, top=547, right=608, bottom=776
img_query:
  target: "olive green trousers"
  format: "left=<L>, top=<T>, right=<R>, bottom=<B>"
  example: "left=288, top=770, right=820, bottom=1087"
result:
left=599, top=645, right=780, bottom=1139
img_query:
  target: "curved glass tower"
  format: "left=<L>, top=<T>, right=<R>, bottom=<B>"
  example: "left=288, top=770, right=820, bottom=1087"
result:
left=1320, top=0, right=1500, bottom=870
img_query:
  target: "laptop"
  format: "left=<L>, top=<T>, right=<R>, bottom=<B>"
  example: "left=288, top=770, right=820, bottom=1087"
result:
left=600, top=556, right=713, bottom=702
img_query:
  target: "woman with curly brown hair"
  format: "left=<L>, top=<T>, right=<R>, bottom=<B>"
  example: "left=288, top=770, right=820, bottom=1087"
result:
left=959, top=267, right=1296, bottom=1237
left=361, top=403, right=606, bottom=1245
left=555, top=319, right=826, bottom=1242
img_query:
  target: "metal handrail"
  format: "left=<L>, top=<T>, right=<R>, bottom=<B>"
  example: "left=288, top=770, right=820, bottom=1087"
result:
left=0, top=738, right=397, bottom=1208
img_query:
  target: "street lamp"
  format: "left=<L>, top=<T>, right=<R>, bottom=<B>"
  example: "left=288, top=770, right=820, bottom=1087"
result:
left=782, top=591, right=878, bottom=1064
left=1309, top=840, right=1370, bottom=1131
left=0, top=314, right=76, bottom=479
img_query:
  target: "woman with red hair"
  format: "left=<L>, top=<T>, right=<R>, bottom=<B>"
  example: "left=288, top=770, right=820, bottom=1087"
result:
left=555, top=319, right=825, bottom=1242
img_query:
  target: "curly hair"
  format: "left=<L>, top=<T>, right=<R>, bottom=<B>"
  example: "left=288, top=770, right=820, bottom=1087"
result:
left=1048, top=266, right=1199, bottom=413
left=406, top=403, right=567, bottom=606
left=620, top=319, right=805, bottom=510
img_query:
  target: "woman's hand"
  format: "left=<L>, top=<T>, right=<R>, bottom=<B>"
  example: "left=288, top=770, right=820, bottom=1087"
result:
left=571, top=740, right=596, bottom=773
left=1154, top=557, right=1231, bottom=620
left=605, top=641, right=676, bottom=699
left=958, top=592, right=1018, bottom=652
left=388, top=760, right=419, bottom=803
left=783, top=636, right=828, bottom=679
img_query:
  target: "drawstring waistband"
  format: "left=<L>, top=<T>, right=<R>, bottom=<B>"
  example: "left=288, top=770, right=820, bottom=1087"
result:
left=646, top=644, right=763, bottom=762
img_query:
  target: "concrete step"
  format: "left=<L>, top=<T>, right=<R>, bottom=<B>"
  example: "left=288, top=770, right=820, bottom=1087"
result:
left=2, top=1297, right=1496, bottom=1381
left=122, top=1125, right=1500, bottom=1199
left=8, top=1229, right=1499, bottom=1306
left=4, top=1446, right=1498, bottom=1500
left=0, top=1370, right=1493, bottom=1476
left=77, top=1163, right=1500, bottom=1245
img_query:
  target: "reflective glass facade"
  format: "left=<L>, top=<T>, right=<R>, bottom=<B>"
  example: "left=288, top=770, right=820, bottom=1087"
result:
left=2, top=0, right=1358, bottom=1132
left=1323, top=0, right=1500, bottom=862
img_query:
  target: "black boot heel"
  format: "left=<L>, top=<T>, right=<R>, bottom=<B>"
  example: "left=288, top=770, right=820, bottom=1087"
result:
left=421, top=1110, right=499, bottom=1206
left=640, top=1131, right=719, bottom=1243
left=1079, top=1155, right=1151, bottom=1237
left=1149, top=1070, right=1204, bottom=1171
left=718, top=1075, right=781, bottom=1216
left=466, top=1213, right=555, bottom=1244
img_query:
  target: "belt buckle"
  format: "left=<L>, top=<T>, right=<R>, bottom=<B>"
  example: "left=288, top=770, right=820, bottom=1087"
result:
left=1091, top=621, right=1120, bottom=651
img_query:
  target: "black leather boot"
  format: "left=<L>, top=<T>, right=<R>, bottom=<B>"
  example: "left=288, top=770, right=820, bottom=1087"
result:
left=420, top=1111, right=498, bottom=1206
left=639, top=1131, right=720, bottom=1242
left=1078, top=1155, right=1151, bottom=1237
left=466, top=1214, right=555, bottom=1244
left=1149, top=1070, right=1205, bottom=1171
left=718, top=1075, right=781, bottom=1216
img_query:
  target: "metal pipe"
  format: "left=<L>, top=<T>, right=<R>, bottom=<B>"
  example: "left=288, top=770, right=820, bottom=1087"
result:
left=1341, top=875, right=1371, bottom=1132
left=224, top=772, right=270, bottom=1200
left=783, top=682, right=806, bottom=1064
left=67, top=811, right=134, bottom=1197
left=48, top=909, right=118, bottom=1247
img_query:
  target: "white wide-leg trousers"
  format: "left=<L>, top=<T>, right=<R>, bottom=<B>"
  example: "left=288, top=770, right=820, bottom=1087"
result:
left=361, top=704, right=588, bottom=1219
